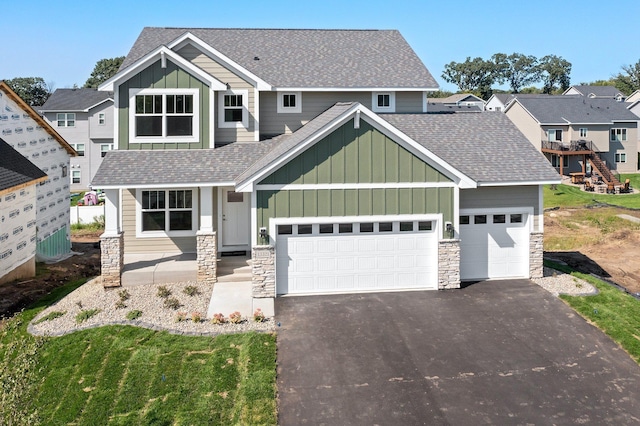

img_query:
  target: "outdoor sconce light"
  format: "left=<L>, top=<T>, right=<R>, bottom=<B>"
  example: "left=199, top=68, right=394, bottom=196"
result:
left=259, top=227, right=267, bottom=243
left=445, top=221, right=453, bottom=237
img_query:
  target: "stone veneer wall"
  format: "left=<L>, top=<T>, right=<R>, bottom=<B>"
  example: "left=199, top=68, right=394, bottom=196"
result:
left=438, top=239, right=461, bottom=289
left=101, top=232, right=124, bottom=288
left=197, top=231, right=217, bottom=284
left=529, top=232, right=544, bottom=279
left=252, top=245, right=275, bottom=298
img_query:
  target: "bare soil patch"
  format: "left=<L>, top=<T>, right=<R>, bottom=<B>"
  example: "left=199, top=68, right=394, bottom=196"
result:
left=0, top=231, right=101, bottom=318
left=544, top=207, right=640, bottom=294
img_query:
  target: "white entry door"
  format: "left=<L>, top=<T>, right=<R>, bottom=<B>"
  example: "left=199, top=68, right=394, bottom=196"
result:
left=221, top=189, right=250, bottom=248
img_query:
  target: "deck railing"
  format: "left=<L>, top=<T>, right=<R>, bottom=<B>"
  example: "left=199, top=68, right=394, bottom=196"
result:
left=541, top=140, right=593, bottom=152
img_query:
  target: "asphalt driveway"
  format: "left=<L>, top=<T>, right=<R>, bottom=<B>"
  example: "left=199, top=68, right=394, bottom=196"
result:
left=276, top=280, right=640, bottom=425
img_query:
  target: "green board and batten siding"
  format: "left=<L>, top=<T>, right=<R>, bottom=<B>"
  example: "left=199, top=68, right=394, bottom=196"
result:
left=257, top=120, right=454, bottom=238
left=117, top=60, right=210, bottom=150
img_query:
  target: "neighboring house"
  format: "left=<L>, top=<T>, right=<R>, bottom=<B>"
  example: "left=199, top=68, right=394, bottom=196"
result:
left=626, top=99, right=640, bottom=119
left=93, top=27, right=559, bottom=298
left=0, top=139, right=47, bottom=284
left=504, top=95, right=639, bottom=182
left=0, top=81, right=76, bottom=260
left=428, top=93, right=485, bottom=110
left=564, top=85, right=625, bottom=101
left=426, top=102, right=481, bottom=113
left=39, top=89, right=114, bottom=191
left=626, top=90, right=640, bottom=104
left=485, top=93, right=550, bottom=112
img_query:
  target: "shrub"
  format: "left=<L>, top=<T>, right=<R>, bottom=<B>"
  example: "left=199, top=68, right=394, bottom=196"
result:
left=126, top=310, right=142, bottom=321
left=157, top=285, right=171, bottom=299
left=114, top=300, right=127, bottom=310
left=211, top=313, right=226, bottom=324
left=175, top=311, right=187, bottom=322
left=183, top=285, right=200, bottom=297
left=75, top=309, right=101, bottom=324
left=253, top=308, right=265, bottom=323
left=163, top=297, right=181, bottom=310
left=118, top=289, right=130, bottom=301
left=33, top=311, right=66, bottom=325
left=229, top=311, right=243, bottom=324
left=191, top=311, right=203, bottom=323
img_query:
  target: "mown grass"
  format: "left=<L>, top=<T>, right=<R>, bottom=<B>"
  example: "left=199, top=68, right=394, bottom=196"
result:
left=0, top=279, right=277, bottom=425
left=545, top=179, right=640, bottom=209
left=547, top=260, right=640, bottom=364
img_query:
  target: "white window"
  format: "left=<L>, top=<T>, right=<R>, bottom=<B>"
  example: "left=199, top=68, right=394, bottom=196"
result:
left=372, top=92, right=396, bottom=112
left=71, top=170, right=81, bottom=184
left=548, top=129, right=562, bottom=142
left=98, top=113, right=105, bottom=125
left=137, top=189, right=198, bottom=237
left=277, top=92, right=302, bottom=113
left=100, top=143, right=113, bottom=158
left=71, top=143, right=85, bottom=156
left=611, top=128, right=627, bottom=142
left=579, top=128, right=588, bottom=138
left=616, top=152, right=627, bottom=163
left=57, top=113, right=75, bottom=127
left=218, top=90, right=249, bottom=128
left=129, top=88, right=199, bottom=143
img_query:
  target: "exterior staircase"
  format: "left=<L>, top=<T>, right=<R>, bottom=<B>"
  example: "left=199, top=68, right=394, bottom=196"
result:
left=588, top=154, right=621, bottom=188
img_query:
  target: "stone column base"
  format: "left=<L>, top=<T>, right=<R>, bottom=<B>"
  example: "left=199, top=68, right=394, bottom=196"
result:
left=439, top=239, right=461, bottom=289
left=530, top=232, right=544, bottom=279
left=101, top=232, right=124, bottom=288
left=197, top=231, right=217, bottom=284
left=252, top=245, right=275, bottom=298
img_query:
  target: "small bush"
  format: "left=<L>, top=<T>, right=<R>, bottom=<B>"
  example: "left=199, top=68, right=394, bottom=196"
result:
left=175, top=311, right=187, bottom=322
left=253, top=308, right=265, bottom=323
left=75, top=309, right=101, bottom=324
left=118, top=289, right=130, bottom=301
left=157, top=286, right=172, bottom=299
left=211, top=313, right=226, bottom=324
left=33, top=311, right=66, bottom=325
left=229, top=311, right=243, bottom=324
left=191, top=311, right=203, bottom=323
left=183, top=285, right=200, bottom=297
left=163, top=297, right=181, bottom=310
left=126, top=310, right=142, bottom=321
left=114, top=300, right=127, bottom=310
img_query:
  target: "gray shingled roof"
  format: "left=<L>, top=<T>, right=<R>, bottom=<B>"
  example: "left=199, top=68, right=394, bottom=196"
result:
left=40, top=88, right=113, bottom=112
left=427, top=103, right=481, bottom=113
left=382, top=112, right=559, bottom=184
left=92, top=142, right=274, bottom=187
left=121, top=27, right=438, bottom=89
left=515, top=96, right=638, bottom=124
left=428, top=94, right=483, bottom=104
left=570, top=85, right=623, bottom=98
left=0, top=138, right=47, bottom=191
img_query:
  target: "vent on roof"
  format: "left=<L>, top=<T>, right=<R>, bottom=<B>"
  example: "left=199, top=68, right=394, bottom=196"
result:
left=254, top=56, right=260, bottom=61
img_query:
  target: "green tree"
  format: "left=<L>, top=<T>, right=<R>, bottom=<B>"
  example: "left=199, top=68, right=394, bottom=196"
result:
left=538, top=55, right=572, bottom=94
left=426, top=90, right=454, bottom=98
left=613, top=60, right=640, bottom=95
left=441, top=57, right=497, bottom=99
left=84, top=56, right=125, bottom=88
left=492, top=53, right=541, bottom=93
left=3, top=77, right=52, bottom=106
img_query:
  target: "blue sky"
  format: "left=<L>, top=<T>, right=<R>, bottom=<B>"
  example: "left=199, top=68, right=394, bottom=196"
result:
left=2, top=0, right=638, bottom=92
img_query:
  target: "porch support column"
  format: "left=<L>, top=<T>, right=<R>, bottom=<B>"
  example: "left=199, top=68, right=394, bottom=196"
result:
left=197, top=187, right=217, bottom=284
left=100, top=189, right=123, bottom=288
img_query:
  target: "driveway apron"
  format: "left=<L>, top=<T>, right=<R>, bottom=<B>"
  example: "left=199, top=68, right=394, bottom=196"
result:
left=276, top=280, right=640, bottom=425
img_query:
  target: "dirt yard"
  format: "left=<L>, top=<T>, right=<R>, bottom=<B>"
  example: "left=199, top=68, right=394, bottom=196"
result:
left=544, top=207, right=640, bottom=295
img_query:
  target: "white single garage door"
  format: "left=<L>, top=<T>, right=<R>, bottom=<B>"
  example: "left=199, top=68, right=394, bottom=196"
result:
left=460, top=211, right=530, bottom=281
left=275, top=219, right=439, bottom=295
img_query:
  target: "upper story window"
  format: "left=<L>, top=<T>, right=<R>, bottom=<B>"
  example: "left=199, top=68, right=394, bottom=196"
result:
left=548, top=129, right=562, bottom=142
left=372, top=92, right=395, bottom=112
left=98, top=113, right=105, bottom=125
left=277, top=92, right=302, bottom=113
left=579, top=128, right=588, bottom=138
left=57, top=113, right=75, bottom=127
left=218, top=90, right=248, bottom=129
left=71, top=143, right=85, bottom=156
left=129, top=88, right=199, bottom=143
left=100, top=143, right=113, bottom=158
left=611, top=128, right=627, bottom=142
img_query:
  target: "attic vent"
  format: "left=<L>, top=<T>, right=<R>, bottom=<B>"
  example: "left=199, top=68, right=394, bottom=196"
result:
left=254, top=56, right=260, bottom=61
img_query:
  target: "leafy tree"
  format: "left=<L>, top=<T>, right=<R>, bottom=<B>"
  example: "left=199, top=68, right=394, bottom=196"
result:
left=84, top=56, right=125, bottom=88
left=2, top=77, right=52, bottom=106
left=426, top=90, right=454, bottom=98
left=492, top=53, right=541, bottom=93
left=441, top=57, right=497, bottom=99
left=538, top=55, right=572, bottom=94
left=613, top=60, right=640, bottom=95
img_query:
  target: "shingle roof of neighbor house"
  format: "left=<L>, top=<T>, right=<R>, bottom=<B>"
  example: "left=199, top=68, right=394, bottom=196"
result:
left=121, top=27, right=438, bottom=89
left=0, top=138, right=47, bottom=192
left=40, top=88, right=113, bottom=112
left=568, top=85, right=623, bottom=98
left=428, top=94, right=483, bottom=104
left=513, top=96, right=638, bottom=124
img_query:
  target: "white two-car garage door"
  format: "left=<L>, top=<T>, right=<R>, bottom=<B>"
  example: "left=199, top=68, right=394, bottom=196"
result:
left=460, top=211, right=530, bottom=281
left=275, top=218, right=439, bottom=295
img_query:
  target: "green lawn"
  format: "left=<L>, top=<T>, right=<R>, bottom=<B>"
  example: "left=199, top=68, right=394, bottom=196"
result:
left=1, top=280, right=277, bottom=425
left=545, top=175, right=640, bottom=209
left=547, top=261, right=640, bottom=364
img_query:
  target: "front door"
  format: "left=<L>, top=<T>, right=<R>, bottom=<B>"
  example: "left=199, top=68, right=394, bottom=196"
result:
left=221, top=189, right=250, bottom=248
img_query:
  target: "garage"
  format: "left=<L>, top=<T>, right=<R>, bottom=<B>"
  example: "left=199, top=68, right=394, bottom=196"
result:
left=459, top=210, right=530, bottom=281
left=275, top=218, right=439, bottom=295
